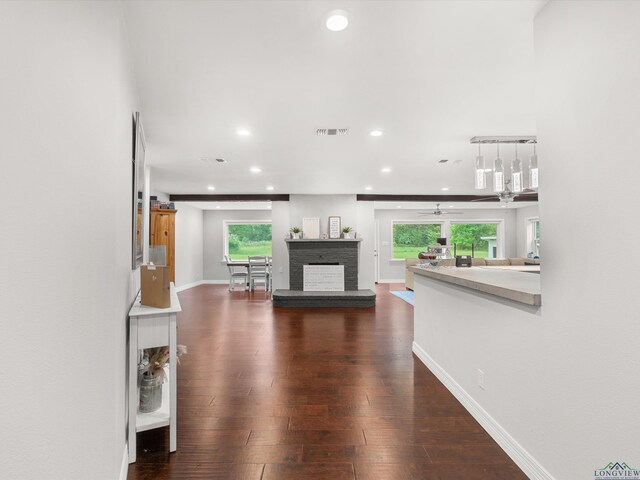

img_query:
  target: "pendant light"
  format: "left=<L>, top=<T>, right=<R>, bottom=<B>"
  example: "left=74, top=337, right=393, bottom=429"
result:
left=511, top=143, right=523, bottom=193
left=493, top=142, right=505, bottom=193
left=475, top=143, right=486, bottom=190
left=529, top=143, right=539, bottom=189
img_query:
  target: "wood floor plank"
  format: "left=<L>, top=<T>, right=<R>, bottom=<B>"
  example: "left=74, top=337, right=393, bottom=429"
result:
left=247, top=429, right=366, bottom=446
left=262, top=462, right=355, bottom=480
left=128, top=284, right=526, bottom=480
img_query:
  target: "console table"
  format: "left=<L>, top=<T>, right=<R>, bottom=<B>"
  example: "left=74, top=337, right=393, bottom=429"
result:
left=127, top=283, right=182, bottom=463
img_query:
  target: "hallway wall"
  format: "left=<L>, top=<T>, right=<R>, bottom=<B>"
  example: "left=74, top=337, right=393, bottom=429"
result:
left=0, top=2, right=140, bottom=479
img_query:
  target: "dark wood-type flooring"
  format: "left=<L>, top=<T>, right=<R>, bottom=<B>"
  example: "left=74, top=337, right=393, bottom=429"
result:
left=128, top=284, right=527, bottom=480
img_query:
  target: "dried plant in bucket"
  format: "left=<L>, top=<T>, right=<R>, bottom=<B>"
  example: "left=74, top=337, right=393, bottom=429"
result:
left=138, top=345, right=187, bottom=413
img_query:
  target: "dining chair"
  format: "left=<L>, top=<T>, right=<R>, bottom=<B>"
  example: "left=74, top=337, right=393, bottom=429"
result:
left=248, top=255, right=269, bottom=291
left=225, top=255, right=248, bottom=291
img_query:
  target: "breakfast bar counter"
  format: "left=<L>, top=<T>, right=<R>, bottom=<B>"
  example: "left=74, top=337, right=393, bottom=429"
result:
left=409, top=265, right=541, bottom=306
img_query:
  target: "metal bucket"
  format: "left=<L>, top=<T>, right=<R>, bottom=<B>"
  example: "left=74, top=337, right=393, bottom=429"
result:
left=139, top=372, right=163, bottom=413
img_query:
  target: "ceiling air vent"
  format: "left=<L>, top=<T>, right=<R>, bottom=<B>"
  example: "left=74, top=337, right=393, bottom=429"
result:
left=316, top=128, right=349, bottom=136
left=215, top=158, right=227, bottom=163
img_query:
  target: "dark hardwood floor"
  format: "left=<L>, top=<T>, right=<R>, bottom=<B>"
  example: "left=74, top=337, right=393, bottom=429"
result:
left=128, top=284, right=527, bottom=480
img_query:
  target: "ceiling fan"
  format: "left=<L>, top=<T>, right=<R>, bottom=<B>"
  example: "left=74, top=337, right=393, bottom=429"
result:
left=472, top=179, right=537, bottom=204
left=418, top=203, right=464, bottom=216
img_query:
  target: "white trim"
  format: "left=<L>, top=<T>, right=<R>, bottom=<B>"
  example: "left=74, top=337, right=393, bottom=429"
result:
left=119, top=443, right=128, bottom=480
left=175, top=280, right=228, bottom=292
left=378, top=278, right=406, bottom=284
left=222, top=219, right=273, bottom=259
left=175, top=280, right=205, bottom=292
left=412, top=342, right=555, bottom=480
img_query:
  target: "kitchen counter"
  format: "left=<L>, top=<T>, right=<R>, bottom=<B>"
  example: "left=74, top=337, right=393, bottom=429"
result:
left=409, top=265, right=541, bottom=306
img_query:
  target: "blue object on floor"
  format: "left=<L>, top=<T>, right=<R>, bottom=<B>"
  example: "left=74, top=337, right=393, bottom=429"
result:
left=390, top=290, right=414, bottom=306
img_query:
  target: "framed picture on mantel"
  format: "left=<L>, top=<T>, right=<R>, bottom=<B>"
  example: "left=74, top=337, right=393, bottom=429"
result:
left=328, top=216, right=341, bottom=239
left=302, top=217, right=320, bottom=239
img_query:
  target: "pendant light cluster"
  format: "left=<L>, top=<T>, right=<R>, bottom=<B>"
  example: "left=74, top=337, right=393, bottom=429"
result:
left=471, top=136, right=538, bottom=194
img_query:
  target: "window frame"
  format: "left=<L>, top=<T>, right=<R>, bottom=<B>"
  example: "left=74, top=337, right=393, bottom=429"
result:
left=527, top=217, right=540, bottom=257
left=222, top=219, right=273, bottom=260
left=390, top=220, right=444, bottom=262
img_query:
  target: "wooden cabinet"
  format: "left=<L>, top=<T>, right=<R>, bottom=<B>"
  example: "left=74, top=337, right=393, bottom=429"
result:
left=150, top=209, right=176, bottom=282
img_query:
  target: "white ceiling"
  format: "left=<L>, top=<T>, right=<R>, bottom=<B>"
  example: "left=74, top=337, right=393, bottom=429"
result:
left=123, top=0, right=546, bottom=196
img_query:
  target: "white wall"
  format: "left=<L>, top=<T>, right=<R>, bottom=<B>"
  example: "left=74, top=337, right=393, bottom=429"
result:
left=288, top=194, right=359, bottom=236
left=203, top=209, right=272, bottom=281
left=356, top=202, right=376, bottom=290
left=0, top=2, right=139, bottom=479
left=515, top=204, right=539, bottom=258
left=271, top=201, right=291, bottom=290
left=376, top=208, right=518, bottom=282
left=174, top=202, right=204, bottom=288
left=532, top=2, right=640, bottom=477
left=275, top=195, right=376, bottom=290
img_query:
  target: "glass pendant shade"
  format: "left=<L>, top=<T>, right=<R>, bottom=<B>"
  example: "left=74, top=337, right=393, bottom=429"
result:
left=511, top=157, right=523, bottom=193
left=529, top=154, right=539, bottom=189
left=493, top=157, right=505, bottom=193
left=475, top=155, right=486, bottom=189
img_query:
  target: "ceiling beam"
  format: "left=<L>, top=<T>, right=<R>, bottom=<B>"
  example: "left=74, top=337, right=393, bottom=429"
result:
left=356, top=194, right=538, bottom=202
left=169, top=194, right=290, bottom=202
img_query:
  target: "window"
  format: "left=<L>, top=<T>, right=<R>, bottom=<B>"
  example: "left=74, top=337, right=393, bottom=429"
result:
left=450, top=223, right=498, bottom=258
left=225, top=222, right=272, bottom=260
left=529, top=219, right=540, bottom=257
left=392, top=222, right=442, bottom=259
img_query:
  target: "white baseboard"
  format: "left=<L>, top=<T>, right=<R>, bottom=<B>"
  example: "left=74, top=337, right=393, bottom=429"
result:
left=412, top=342, right=555, bottom=480
left=118, top=443, right=128, bottom=480
left=377, top=279, right=406, bottom=284
left=175, top=280, right=228, bottom=292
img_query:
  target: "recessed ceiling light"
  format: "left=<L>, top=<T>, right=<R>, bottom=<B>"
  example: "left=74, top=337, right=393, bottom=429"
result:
left=449, top=205, right=455, bottom=208
left=365, top=186, right=373, bottom=191
left=215, top=205, right=221, bottom=209
left=266, top=186, right=274, bottom=191
left=207, top=186, right=215, bottom=191
left=381, top=167, right=392, bottom=173
left=370, top=130, right=383, bottom=137
left=237, top=129, right=251, bottom=136
left=396, top=205, right=402, bottom=209
left=326, top=10, right=349, bottom=31
left=441, top=187, right=449, bottom=191
left=250, top=167, right=262, bottom=173
left=501, top=205, right=507, bottom=208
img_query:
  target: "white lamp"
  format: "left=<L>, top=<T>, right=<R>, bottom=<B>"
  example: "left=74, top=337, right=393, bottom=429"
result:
left=529, top=143, right=539, bottom=189
left=493, top=143, right=505, bottom=193
left=475, top=143, right=486, bottom=190
left=511, top=144, right=523, bottom=193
